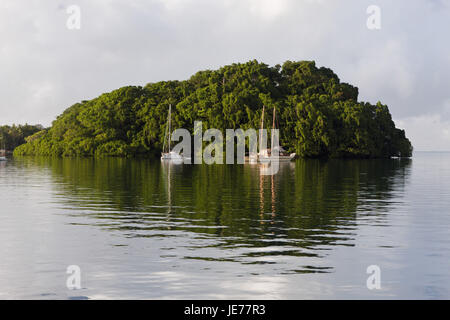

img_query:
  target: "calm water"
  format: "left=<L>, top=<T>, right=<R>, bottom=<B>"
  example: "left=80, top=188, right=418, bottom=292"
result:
left=0, top=152, right=449, bottom=299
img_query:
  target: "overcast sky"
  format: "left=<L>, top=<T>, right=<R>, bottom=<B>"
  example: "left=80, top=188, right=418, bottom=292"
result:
left=1, top=0, right=449, bottom=151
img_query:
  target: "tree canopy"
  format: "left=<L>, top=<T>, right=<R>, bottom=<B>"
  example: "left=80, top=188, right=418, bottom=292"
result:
left=13, top=60, right=412, bottom=158
left=0, top=124, right=44, bottom=151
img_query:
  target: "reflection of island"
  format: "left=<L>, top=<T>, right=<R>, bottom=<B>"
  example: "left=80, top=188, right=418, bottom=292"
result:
left=17, top=157, right=411, bottom=270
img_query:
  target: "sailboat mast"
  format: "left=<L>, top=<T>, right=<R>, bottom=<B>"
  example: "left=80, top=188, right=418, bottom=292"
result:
left=273, top=107, right=276, bottom=130
left=168, top=104, right=172, bottom=152
left=259, top=105, right=265, bottom=152
left=271, top=107, right=276, bottom=150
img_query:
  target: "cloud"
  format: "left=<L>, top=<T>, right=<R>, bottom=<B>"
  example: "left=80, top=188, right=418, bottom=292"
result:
left=396, top=97, right=450, bottom=151
left=396, top=114, right=450, bottom=151
left=0, top=0, right=449, bottom=150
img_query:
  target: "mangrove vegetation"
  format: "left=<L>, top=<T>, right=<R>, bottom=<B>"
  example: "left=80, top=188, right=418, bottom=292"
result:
left=13, top=60, right=412, bottom=158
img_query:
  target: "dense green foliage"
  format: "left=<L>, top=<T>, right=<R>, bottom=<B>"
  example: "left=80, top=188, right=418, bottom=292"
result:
left=14, top=60, right=412, bottom=158
left=0, top=124, right=44, bottom=151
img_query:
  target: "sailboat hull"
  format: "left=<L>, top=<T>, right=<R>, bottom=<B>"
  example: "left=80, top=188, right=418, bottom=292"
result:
left=161, top=152, right=190, bottom=162
left=258, top=153, right=295, bottom=162
left=245, top=154, right=296, bottom=163
left=256, top=153, right=296, bottom=163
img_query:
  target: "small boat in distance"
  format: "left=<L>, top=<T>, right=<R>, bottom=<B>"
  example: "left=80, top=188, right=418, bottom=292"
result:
left=0, top=136, right=7, bottom=161
left=161, top=104, right=191, bottom=162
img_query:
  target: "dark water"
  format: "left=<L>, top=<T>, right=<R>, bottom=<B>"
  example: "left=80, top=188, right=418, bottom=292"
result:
left=0, top=152, right=449, bottom=299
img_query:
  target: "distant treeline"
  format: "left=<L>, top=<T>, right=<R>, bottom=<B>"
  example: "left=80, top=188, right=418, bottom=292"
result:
left=14, top=60, right=412, bottom=158
left=0, top=124, right=44, bottom=151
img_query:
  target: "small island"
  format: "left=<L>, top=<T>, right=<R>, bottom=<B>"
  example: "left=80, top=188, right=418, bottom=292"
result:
left=0, top=124, right=43, bottom=154
left=14, top=60, right=412, bottom=158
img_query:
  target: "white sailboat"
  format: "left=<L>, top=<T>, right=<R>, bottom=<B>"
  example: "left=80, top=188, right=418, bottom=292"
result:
left=255, top=105, right=296, bottom=162
left=0, top=135, right=7, bottom=161
left=161, top=104, right=190, bottom=162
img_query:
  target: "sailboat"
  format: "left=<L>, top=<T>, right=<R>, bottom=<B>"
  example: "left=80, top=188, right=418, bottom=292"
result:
left=161, top=104, right=190, bottom=162
left=0, top=136, right=6, bottom=161
left=256, top=105, right=296, bottom=162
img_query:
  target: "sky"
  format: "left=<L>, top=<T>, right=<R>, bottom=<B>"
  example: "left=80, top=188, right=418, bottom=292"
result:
left=0, top=0, right=449, bottom=151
